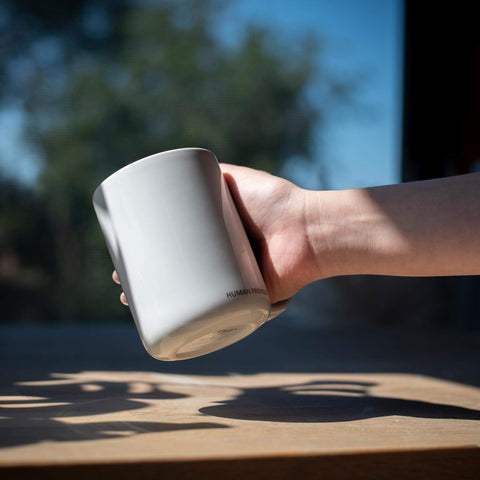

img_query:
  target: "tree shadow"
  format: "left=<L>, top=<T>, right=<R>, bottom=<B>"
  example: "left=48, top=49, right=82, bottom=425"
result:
left=3, top=373, right=480, bottom=450
left=199, top=380, right=480, bottom=423
left=0, top=372, right=229, bottom=449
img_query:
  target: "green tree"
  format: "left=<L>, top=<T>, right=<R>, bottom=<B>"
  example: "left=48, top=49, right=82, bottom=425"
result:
left=3, top=0, right=353, bottom=322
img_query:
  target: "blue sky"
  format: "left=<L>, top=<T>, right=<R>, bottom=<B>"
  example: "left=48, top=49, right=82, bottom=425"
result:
left=219, top=0, right=404, bottom=189
left=0, top=0, right=404, bottom=190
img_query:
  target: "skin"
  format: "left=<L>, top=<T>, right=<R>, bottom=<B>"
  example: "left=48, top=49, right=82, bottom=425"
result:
left=114, top=165, right=480, bottom=305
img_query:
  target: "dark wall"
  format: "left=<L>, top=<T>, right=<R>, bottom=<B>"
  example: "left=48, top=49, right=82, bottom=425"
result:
left=401, top=1, right=480, bottom=329
left=402, top=1, right=480, bottom=180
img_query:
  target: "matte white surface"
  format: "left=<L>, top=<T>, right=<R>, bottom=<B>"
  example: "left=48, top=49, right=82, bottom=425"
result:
left=93, top=148, right=279, bottom=360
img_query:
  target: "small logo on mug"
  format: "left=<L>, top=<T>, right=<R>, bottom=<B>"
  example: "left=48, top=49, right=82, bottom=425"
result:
left=225, top=288, right=268, bottom=299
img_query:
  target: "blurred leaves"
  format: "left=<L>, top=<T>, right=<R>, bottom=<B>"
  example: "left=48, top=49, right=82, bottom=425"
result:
left=0, top=0, right=353, bottom=322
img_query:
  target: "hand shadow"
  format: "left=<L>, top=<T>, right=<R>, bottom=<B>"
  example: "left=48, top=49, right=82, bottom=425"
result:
left=199, top=380, right=480, bottom=423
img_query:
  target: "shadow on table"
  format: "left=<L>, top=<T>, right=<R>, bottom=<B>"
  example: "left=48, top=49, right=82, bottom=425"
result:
left=1, top=324, right=479, bottom=448
left=0, top=373, right=229, bottom=449
left=2, top=372, right=480, bottom=449
left=199, top=379, right=480, bottom=423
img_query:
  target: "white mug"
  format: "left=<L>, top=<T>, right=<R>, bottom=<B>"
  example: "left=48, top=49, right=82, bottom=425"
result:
left=93, top=148, right=289, bottom=360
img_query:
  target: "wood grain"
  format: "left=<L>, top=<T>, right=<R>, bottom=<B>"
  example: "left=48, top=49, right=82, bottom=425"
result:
left=1, top=371, right=480, bottom=479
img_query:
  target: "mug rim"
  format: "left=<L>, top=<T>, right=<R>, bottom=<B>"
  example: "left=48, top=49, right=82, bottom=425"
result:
left=93, top=147, right=215, bottom=200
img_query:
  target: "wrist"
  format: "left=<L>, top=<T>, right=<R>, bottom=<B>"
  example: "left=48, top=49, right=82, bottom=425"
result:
left=302, top=187, right=391, bottom=279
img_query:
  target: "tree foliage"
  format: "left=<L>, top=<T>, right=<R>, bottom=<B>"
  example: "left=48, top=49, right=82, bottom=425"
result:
left=0, top=0, right=349, bottom=322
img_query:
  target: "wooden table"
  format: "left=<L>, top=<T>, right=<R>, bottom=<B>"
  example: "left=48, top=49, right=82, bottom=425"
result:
left=1, top=323, right=479, bottom=479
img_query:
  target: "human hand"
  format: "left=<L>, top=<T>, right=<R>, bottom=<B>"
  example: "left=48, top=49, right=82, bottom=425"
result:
left=220, top=163, right=318, bottom=302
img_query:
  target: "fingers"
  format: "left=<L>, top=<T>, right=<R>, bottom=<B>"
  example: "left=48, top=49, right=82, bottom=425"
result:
left=120, top=292, right=128, bottom=306
left=113, top=270, right=128, bottom=305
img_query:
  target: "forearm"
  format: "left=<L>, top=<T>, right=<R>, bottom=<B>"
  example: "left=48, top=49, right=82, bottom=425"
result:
left=304, top=173, right=480, bottom=279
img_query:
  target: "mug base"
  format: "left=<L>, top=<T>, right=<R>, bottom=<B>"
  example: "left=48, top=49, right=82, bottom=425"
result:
left=172, top=321, right=258, bottom=360
left=146, top=306, right=269, bottom=361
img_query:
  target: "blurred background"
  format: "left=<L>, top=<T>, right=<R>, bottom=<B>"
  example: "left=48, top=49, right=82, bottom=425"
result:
left=0, top=0, right=478, bottom=329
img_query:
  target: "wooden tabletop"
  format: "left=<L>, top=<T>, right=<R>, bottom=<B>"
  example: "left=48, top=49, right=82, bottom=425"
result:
left=1, top=323, right=479, bottom=479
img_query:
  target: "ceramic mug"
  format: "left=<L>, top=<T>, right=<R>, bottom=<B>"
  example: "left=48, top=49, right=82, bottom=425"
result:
left=93, top=148, right=289, bottom=360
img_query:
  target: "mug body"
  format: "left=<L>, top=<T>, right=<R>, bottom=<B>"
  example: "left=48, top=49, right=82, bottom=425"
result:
left=93, top=148, right=271, bottom=360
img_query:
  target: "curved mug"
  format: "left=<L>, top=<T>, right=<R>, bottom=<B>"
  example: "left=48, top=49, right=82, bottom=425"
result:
left=93, top=148, right=289, bottom=360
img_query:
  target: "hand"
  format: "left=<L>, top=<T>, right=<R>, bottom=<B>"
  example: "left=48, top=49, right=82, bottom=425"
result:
left=220, top=163, right=318, bottom=302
